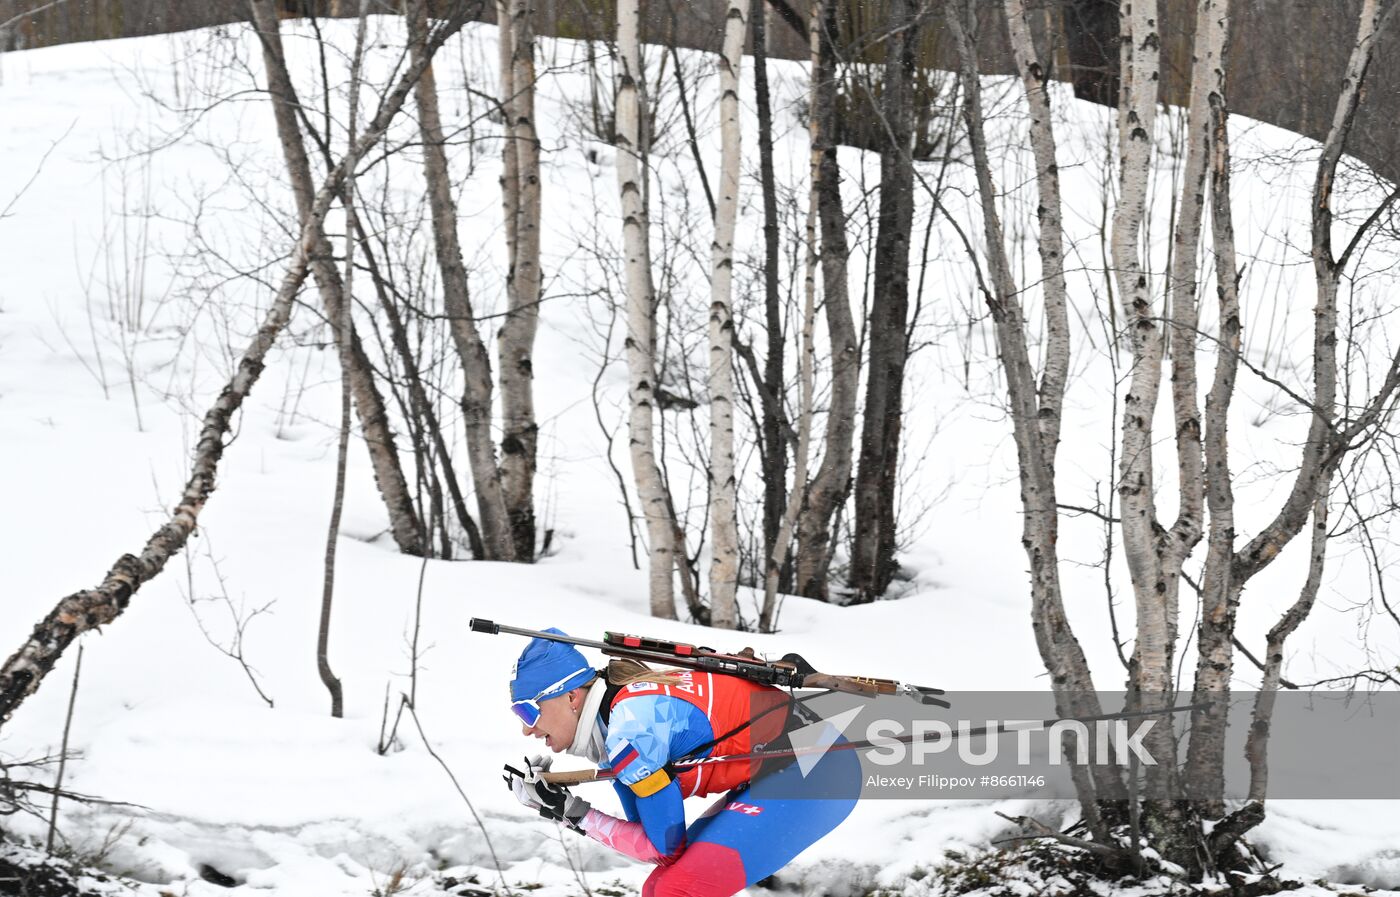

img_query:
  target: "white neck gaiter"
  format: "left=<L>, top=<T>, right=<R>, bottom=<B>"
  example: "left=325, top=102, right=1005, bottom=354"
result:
left=566, top=678, right=608, bottom=763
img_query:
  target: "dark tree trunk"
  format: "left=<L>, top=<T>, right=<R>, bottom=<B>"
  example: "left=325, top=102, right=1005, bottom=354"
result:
left=248, top=0, right=426, bottom=557
left=408, top=0, right=518, bottom=561
left=752, top=0, right=789, bottom=594
left=794, top=0, right=858, bottom=601
left=1064, top=0, right=1121, bottom=105
left=848, top=0, right=919, bottom=603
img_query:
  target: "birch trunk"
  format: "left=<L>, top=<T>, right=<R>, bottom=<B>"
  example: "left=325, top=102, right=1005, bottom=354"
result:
left=248, top=0, right=424, bottom=557
left=707, top=0, right=745, bottom=629
left=1187, top=0, right=1396, bottom=809
left=1113, top=0, right=1167, bottom=691
left=951, top=0, right=1124, bottom=840
left=1246, top=495, right=1326, bottom=802
left=794, top=0, right=857, bottom=601
left=1188, top=32, right=1244, bottom=810
left=407, top=0, right=516, bottom=561
left=617, top=0, right=675, bottom=619
left=497, top=0, right=518, bottom=264
left=1174, top=0, right=1239, bottom=816
left=1164, top=0, right=1216, bottom=580
left=1230, top=0, right=1394, bottom=583
left=1111, top=0, right=1217, bottom=856
left=498, top=0, right=542, bottom=560
left=0, top=10, right=465, bottom=726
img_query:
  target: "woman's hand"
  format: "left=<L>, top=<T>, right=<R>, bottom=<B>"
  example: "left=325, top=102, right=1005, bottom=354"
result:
left=504, top=755, right=591, bottom=830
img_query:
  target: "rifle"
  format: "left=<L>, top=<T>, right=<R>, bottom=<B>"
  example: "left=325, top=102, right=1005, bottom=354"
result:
left=469, top=618, right=950, bottom=706
left=477, top=620, right=1204, bottom=790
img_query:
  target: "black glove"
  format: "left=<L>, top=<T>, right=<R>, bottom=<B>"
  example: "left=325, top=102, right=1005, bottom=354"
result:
left=503, top=755, right=591, bottom=832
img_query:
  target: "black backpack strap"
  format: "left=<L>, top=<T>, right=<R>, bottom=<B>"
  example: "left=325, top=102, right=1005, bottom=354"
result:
left=599, top=671, right=625, bottom=725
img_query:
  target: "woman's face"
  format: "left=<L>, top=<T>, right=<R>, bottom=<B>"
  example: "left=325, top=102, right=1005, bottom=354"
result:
left=521, top=686, right=585, bottom=751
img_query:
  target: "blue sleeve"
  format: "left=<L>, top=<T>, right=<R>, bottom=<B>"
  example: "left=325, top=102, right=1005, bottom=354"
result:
left=608, top=776, right=683, bottom=855
left=611, top=779, right=639, bottom=821
left=605, top=692, right=714, bottom=855
left=634, top=780, right=686, bottom=854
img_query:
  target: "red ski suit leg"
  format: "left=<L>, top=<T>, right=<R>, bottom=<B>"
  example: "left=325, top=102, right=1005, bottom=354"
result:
left=641, top=745, right=860, bottom=897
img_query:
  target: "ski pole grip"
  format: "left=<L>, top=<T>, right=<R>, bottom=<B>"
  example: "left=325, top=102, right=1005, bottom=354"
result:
left=470, top=618, right=500, bottom=634
left=542, top=768, right=602, bottom=786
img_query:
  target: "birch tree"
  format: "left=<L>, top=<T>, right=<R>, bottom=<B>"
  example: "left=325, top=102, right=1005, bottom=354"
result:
left=0, top=3, right=467, bottom=727
left=498, top=0, right=542, bottom=561
left=247, top=0, right=425, bottom=558
left=956, top=0, right=1400, bottom=874
left=707, top=0, right=746, bottom=629
left=616, top=0, right=675, bottom=619
left=946, top=0, right=1123, bottom=842
left=1188, top=0, right=1400, bottom=814
left=1103, top=0, right=1215, bottom=852
left=407, top=0, right=516, bottom=561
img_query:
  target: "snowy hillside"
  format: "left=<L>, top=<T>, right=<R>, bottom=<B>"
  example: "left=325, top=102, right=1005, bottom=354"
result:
left=1, top=15, right=1398, bottom=897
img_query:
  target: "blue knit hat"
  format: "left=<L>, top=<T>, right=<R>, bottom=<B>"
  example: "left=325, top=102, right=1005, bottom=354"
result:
left=509, top=627, right=596, bottom=703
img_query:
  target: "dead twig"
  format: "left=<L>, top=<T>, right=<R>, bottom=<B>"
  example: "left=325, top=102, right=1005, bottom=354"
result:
left=993, top=811, right=1130, bottom=862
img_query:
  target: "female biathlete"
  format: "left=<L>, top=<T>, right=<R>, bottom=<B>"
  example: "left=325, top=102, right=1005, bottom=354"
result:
left=502, top=628, right=861, bottom=897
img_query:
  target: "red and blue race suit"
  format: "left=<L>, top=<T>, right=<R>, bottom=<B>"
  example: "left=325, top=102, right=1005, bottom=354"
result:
left=578, top=670, right=860, bottom=897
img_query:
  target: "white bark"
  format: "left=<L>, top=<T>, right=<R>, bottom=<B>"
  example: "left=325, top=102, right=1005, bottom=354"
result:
left=497, top=0, right=517, bottom=260
left=616, top=0, right=676, bottom=619
left=498, top=0, right=543, bottom=561
left=708, top=0, right=745, bottom=629
left=1111, top=0, right=1179, bottom=721
left=1191, top=0, right=1399, bottom=804
left=1187, top=13, right=1243, bottom=803
left=1179, top=0, right=1239, bottom=810
left=951, top=0, right=1123, bottom=830
left=1158, top=0, right=1223, bottom=676
left=1004, top=0, right=1069, bottom=454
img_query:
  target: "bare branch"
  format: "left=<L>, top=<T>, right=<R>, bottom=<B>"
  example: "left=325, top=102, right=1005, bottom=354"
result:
left=0, top=120, right=75, bottom=219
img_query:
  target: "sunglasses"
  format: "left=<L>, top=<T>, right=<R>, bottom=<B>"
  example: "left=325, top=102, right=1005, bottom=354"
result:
left=511, top=666, right=590, bottom=728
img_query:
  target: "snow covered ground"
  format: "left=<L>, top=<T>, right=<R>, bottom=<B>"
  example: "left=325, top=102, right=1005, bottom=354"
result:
left=1, top=16, right=1397, bottom=897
